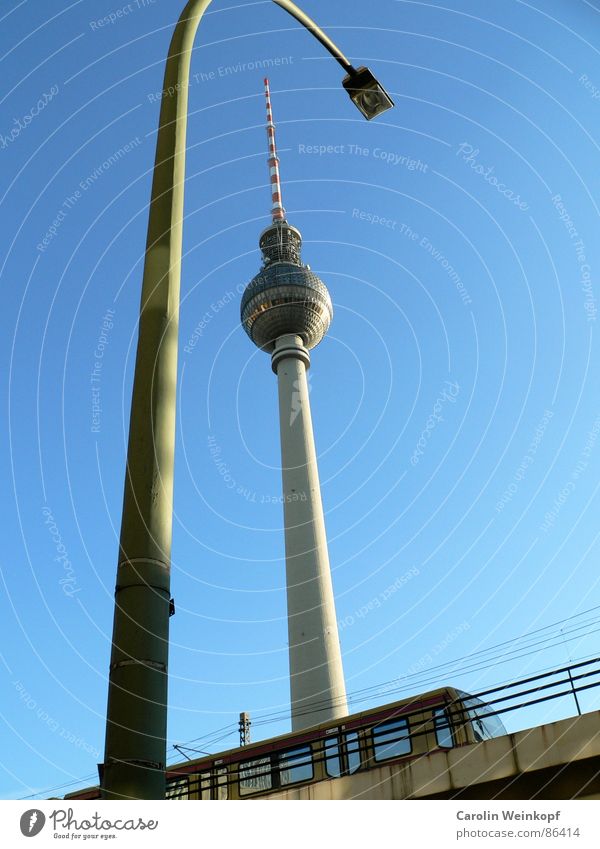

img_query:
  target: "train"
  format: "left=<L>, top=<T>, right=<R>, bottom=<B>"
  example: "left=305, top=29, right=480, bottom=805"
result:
left=64, top=685, right=506, bottom=800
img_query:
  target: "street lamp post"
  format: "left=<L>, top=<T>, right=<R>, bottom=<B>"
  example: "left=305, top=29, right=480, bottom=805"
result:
left=100, top=0, right=393, bottom=800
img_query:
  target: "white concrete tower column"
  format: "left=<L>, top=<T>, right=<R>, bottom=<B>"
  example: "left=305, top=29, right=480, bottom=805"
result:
left=272, top=334, right=348, bottom=730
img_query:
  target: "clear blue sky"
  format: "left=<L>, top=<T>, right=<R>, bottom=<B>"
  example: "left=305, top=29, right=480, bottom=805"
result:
left=1, top=0, right=600, bottom=799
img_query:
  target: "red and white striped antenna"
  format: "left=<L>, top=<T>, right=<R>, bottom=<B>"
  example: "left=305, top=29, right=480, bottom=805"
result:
left=264, top=78, right=286, bottom=223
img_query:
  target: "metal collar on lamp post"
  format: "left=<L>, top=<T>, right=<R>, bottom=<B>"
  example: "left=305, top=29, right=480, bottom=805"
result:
left=100, top=0, right=394, bottom=801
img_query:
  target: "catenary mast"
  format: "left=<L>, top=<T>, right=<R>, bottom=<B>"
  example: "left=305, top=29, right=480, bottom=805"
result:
left=240, top=80, right=348, bottom=731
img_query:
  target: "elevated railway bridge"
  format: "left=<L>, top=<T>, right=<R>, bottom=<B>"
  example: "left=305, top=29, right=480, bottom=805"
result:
left=65, top=657, right=600, bottom=801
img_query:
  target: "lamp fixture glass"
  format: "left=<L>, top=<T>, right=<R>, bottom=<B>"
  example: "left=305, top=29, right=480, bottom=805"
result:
left=342, top=66, right=395, bottom=120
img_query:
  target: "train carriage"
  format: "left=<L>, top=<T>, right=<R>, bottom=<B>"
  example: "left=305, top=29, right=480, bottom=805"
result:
left=65, top=686, right=506, bottom=801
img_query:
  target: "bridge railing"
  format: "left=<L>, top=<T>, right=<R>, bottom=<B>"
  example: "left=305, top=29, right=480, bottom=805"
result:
left=450, top=655, right=600, bottom=732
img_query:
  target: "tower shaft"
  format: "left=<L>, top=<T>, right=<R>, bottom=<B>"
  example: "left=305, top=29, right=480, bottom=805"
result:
left=272, top=335, right=348, bottom=730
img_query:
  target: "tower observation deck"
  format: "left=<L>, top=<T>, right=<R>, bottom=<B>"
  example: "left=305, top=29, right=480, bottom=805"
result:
left=240, top=79, right=347, bottom=731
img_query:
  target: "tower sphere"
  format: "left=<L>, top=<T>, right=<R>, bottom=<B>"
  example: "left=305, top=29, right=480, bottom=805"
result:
left=240, top=222, right=333, bottom=352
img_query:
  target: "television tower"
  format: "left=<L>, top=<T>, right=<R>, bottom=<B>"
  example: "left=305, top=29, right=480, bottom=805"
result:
left=240, top=80, right=348, bottom=731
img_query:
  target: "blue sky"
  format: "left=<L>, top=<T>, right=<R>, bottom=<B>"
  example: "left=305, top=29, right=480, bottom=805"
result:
left=2, top=0, right=600, bottom=799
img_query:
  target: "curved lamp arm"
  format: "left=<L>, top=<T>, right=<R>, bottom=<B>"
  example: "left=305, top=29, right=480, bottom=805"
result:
left=273, top=0, right=355, bottom=73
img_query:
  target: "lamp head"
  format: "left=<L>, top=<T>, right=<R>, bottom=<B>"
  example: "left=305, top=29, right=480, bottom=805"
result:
left=342, top=66, right=394, bottom=120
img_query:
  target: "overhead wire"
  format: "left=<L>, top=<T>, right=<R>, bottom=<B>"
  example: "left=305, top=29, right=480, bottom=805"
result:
left=22, top=604, right=600, bottom=797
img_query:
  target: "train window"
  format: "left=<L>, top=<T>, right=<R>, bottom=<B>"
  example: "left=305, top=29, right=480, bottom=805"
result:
left=433, top=707, right=454, bottom=749
left=372, top=717, right=411, bottom=762
left=166, top=777, right=189, bottom=800
left=325, top=732, right=361, bottom=777
left=239, top=757, right=272, bottom=796
left=279, top=746, right=313, bottom=786
left=324, top=736, right=342, bottom=777
left=457, top=693, right=507, bottom=740
left=472, top=720, right=485, bottom=742
left=346, top=732, right=361, bottom=773
left=215, top=766, right=228, bottom=800
left=199, top=771, right=211, bottom=800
